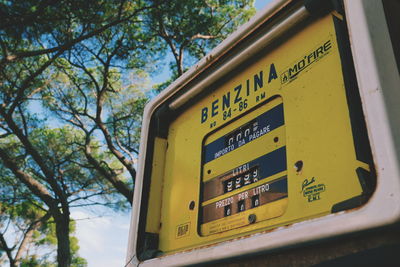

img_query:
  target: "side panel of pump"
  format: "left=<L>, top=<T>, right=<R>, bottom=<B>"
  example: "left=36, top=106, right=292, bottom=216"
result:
left=143, top=14, right=372, bottom=255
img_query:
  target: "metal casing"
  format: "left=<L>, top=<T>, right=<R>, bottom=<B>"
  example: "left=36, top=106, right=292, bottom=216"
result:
left=126, top=0, right=400, bottom=266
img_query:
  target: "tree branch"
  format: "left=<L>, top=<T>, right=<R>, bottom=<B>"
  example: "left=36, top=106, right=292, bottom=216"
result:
left=190, top=33, right=218, bottom=41
left=7, top=49, right=64, bottom=116
left=0, top=147, right=56, bottom=210
left=2, top=6, right=151, bottom=63
left=14, top=212, right=52, bottom=266
left=0, top=108, right=55, bottom=183
left=83, top=135, right=133, bottom=204
left=0, top=232, right=15, bottom=267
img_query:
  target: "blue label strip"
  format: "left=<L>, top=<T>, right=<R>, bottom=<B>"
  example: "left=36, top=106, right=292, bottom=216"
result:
left=269, top=176, right=288, bottom=194
left=203, top=103, right=284, bottom=163
left=254, top=146, right=287, bottom=180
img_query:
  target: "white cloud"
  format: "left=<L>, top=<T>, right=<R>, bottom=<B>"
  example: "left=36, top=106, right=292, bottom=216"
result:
left=72, top=209, right=131, bottom=267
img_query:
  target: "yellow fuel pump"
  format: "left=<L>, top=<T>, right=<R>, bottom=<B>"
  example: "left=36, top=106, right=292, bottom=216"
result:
left=126, top=0, right=400, bottom=266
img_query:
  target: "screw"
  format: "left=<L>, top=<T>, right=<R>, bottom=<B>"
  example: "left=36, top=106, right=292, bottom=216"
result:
left=248, top=214, right=257, bottom=224
left=189, top=201, right=195, bottom=210
left=294, top=160, right=303, bottom=172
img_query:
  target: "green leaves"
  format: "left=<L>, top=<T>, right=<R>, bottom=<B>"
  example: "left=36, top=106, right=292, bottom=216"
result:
left=0, top=0, right=256, bottom=265
left=147, top=0, right=256, bottom=75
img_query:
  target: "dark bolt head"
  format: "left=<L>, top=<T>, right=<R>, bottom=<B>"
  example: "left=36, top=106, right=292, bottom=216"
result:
left=189, top=201, right=195, bottom=210
left=294, top=160, right=303, bottom=172
left=248, top=214, right=257, bottom=224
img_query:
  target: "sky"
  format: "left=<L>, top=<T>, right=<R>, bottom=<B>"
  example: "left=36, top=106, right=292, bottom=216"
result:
left=71, top=210, right=131, bottom=267
left=73, top=1, right=273, bottom=266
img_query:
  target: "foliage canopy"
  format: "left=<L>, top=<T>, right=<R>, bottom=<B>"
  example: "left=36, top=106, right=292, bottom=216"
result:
left=0, top=0, right=255, bottom=265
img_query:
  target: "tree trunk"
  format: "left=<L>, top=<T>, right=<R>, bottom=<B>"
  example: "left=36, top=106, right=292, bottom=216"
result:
left=54, top=212, right=71, bottom=267
left=0, top=233, right=16, bottom=267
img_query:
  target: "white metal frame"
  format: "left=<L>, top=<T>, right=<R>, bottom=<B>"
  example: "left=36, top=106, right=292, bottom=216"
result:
left=125, top=0, right=400, bottom=265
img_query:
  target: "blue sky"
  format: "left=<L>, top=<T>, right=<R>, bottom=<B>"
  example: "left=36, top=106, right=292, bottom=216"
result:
left=73, top=1, right=273, bottom=266
left=255, top=0, right=274, bottom=10
left=72, top=209, right=131, bottom=267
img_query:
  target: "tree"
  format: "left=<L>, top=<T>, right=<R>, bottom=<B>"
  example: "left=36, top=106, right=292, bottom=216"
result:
left=0, top=131, right=96, bottom=267
left=41, top=22, right=154, bottom=206
left=0, top=200, right=87, bottom=267
left=148, top=0, right=256, bottom=76
left=0, top=169, right=53, bottom=267
left=0, top=0, right=256, bottom=266
left=0, top=126, right=124, bottom=266
left=0, top=1, right=152, bottom=265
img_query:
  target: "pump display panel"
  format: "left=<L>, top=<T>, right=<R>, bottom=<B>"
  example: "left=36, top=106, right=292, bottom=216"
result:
left=200, top=98, right=288, bottom=235
left=137, top=11, right=375, bottom=261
